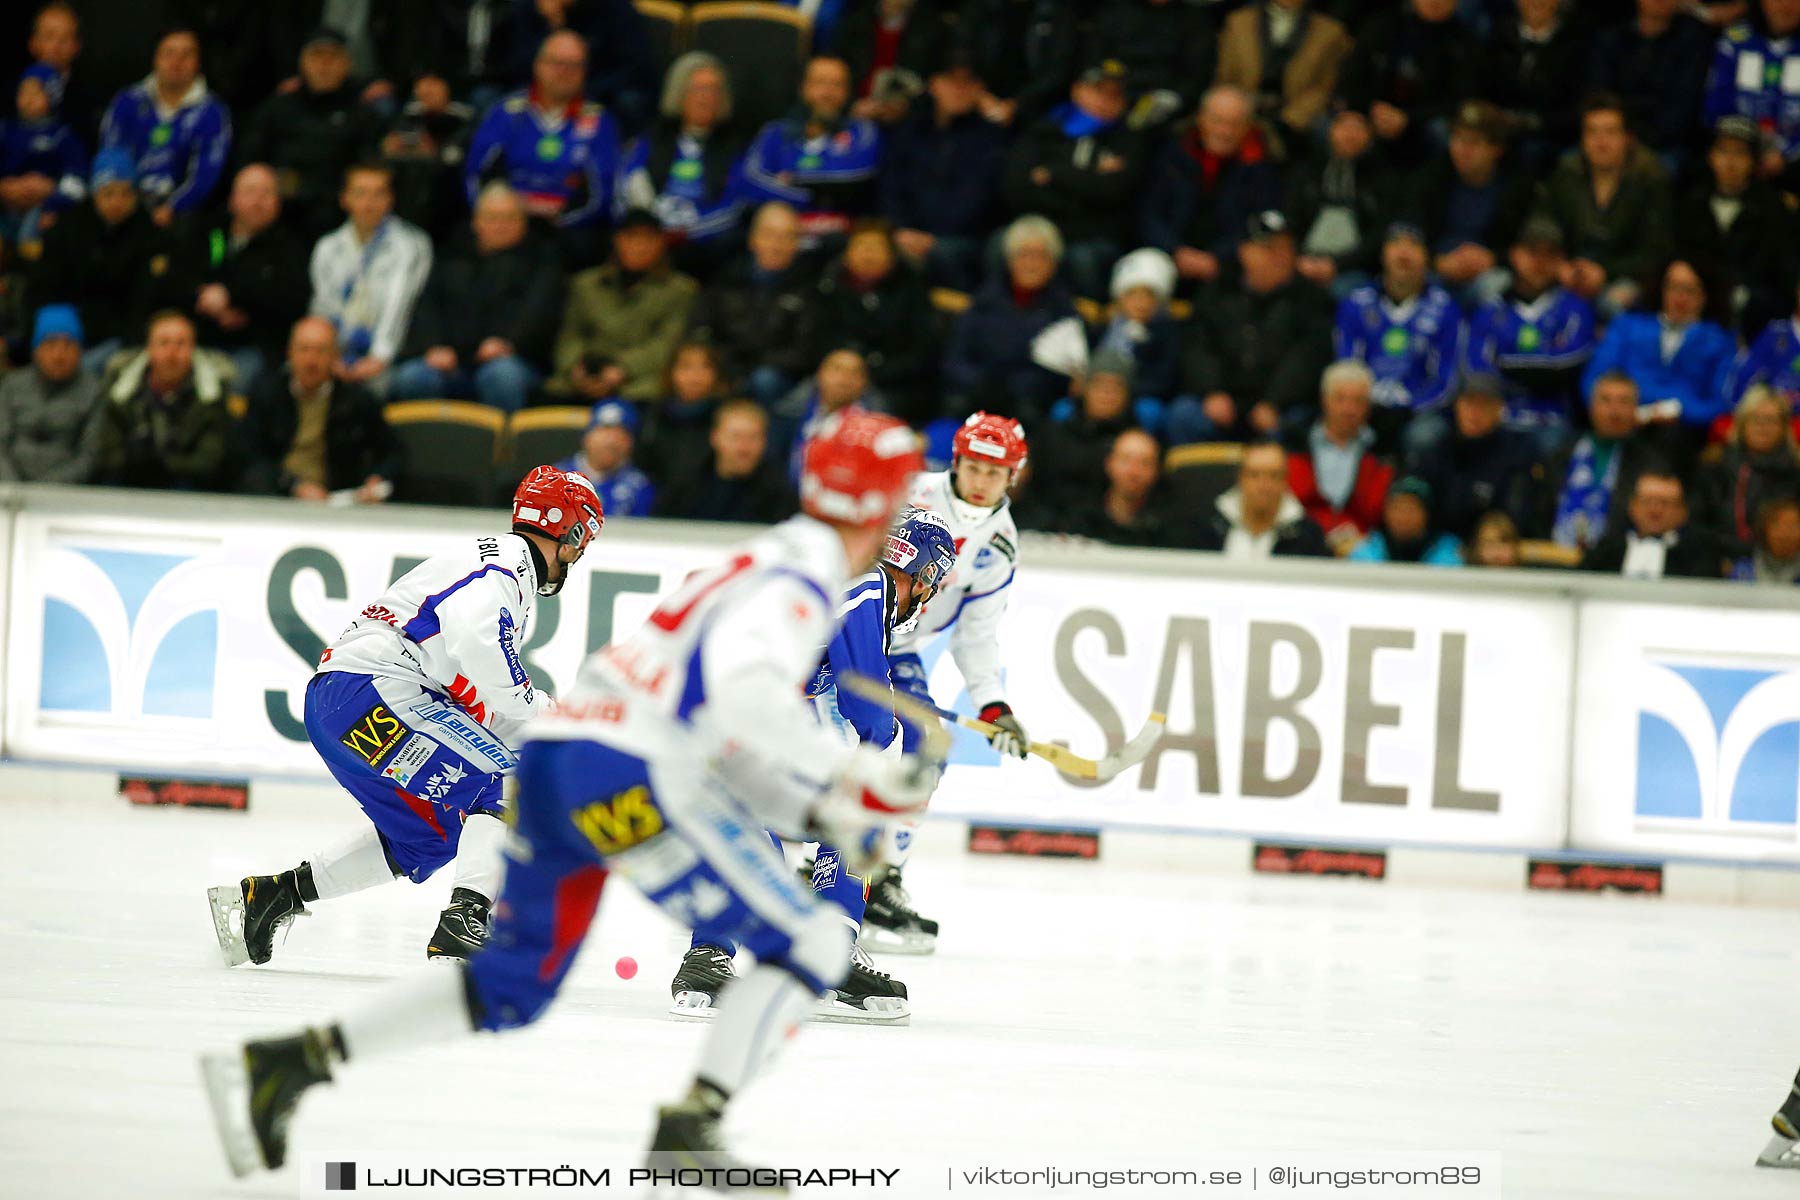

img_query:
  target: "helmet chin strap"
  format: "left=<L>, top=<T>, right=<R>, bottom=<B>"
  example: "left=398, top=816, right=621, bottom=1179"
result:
left=519, top=534, right=563, bottom=597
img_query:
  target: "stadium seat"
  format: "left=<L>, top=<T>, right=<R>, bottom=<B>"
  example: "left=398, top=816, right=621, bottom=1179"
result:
left=505, top=407, right=590, bottom=482
left=689, top=2, right=811, bottom=135
left=636, top=0, right=688, bottom=81
left=383, top=401, right=507, bottom=508
left=1162, top=442, right=1245, bottom=515
left=1518, top=539, right=1583, bottom=569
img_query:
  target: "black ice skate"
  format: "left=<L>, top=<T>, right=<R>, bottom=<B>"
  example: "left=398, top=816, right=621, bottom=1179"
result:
left=859, top=865, right=937, bottom=956
left=200, top=1028, right=336, bottom=1176
left=426, top=887, right=491, bottom=960
left=207, top=870, right=310, bottom=967
left=647, top=1085, right=788, bottom=1195
left=814, top=945, right=909, bottom=1025
left=669, top=944, right=736, bottom=1020
left=1758, top=1074, right=1800, bottom=1168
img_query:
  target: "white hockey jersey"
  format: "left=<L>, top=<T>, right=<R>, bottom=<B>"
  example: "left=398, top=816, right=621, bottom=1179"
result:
left=887, top=470, right=1018, bottom=708
left=532, top=516, right=859, bottom=836
left=318, top=534, right=547, bottom=746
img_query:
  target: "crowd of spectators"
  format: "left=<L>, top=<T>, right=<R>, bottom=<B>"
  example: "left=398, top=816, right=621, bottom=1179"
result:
left=5, top=0, right=1800, bottom=584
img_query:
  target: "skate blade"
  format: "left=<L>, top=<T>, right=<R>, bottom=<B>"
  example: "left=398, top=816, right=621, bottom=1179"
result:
left=811, top=996, right=910, bottom=1026
left=1757, top=1131, right=1800, bottom=1168
left=206, top=886, right=250, bottom=967
left=199, top=1051, right=262, bottom=1177
left=668, top=991, right=720, bottom=1021
left=857, top=925, right=937, bottom=956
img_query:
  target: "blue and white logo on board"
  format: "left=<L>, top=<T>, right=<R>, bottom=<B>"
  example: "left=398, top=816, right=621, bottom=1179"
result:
left=1634, top=656, right=1800, bottom=834
left=38, top=544, right=220, bottom=720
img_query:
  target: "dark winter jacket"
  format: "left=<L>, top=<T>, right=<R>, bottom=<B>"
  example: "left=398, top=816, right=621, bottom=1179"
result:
left=239, top=84, right=382, bottom=237
left=1181, top=489, right=1332, bottom=556
left=29, top=202, right=168, bottom=348
left=174, top=219, right=311, bottom=358
left=1021, top=407, right=1141, bottom=522
left=685, top=256, right=823, bottom=384
left=1056, top=490, right=1174, bottom=547
left=239, top=369, right=403, bottom=495
left=1284, top=147, right=1395, bottom=277
left=1674, top=179, right=1799, bottom=337
left=1408, top=156, right=1534, bottom=259
left=1580, top=525, right=1728, bottom=578
left=942, top=277, right=1078, bottom=418
left=1529, top=432, right=1658, bottom=544
left=1531, top=145, right=1674, bottom=288
left=400, top=232, right=566, bottom=368
left=1003, top=108, right=1150, bottom=245
left=1586, top=12, right=1713, bottom=155
left=93, top=349, right=235, bottom=492
left=1087, top=312, right=1181, bottom=401
left=1482, top=17, right=1593, bottom=150
left=1337, top=8, right=1482, bottom=156
left=1089, top=0, right=1218, bottom=112
left=0, top=366, right=104, bottom=483
left=1409, top=425, right=1539, bottom=540
left=1691, top=444, right=1800, bottom=557
left=955, top=0, right=1078, bottom=125
left=878, top=100, right=1008, bottom=239
left=656, top=451, right=797, bottom=523
left=813, top=259, right=937, bottom=421
left=1140, top=123, right=1282, bottom=263
left=1177, top=277, right=1335, bottom=413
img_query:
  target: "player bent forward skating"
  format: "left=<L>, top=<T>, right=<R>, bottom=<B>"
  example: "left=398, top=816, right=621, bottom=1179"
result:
left=206, top=467, right=603, bottom=965
left=863, top=412, right=1034, bottom=955
left=1760, top=1065, right=1800, bottom=1167
left=201, top=411, right=936, bottom=1183
left=669, top=505, right=957, bottom=1023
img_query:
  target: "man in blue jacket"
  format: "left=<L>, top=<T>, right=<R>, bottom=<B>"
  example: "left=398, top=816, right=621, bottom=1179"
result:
left=99, top=28, right=231, bottom=226
left=741, top=55, right=881, bottom=247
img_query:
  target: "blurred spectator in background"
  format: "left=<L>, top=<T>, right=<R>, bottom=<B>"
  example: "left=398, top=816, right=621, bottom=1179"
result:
left=309, top=162, right=433, bottom=388
left=814, top=219, right=935, bottom=422
left=1056, top=427, right=1169, bottom=547
left=1141, top=85, right=1278, bottom=291
left=618, top=53, right=750, bottom=277
left=1587, top=0, right=1713, bottom=168
left=639, top=340, right=729, bottom=482
left=1287, top=359, right=1393, bottom=554
left=93, top=310, right=233, bottom=491
left=1463, top=218, right=1597, bottom=437
left=1021, top=350, right=1142, bottom=519
left=1693, top=385, right=1800, bottom=557
left=1416, top=101, right=1533, bottom=304
left=379, top=74, right=476, bottom=245
left=1482, top=0, right=1590, bottom=170
left=1408, top=373, right=1538, bottom=539
left=1088, top=0, right=1217, bottom=126
left=1580, top=469, right=1726, bottom=578
left=391, top=182, right=564, bottom=411
left=1727, top=280, right=1800, bottom=413
left=1728, top=495, right=1800, bottom=582
left=1349, top=475, right=1464, bottom=564
left=1676, top=117, right=1796, bottom=338
left=466, top=30, right=620, bottom=267
left=684, top=201, right=820, bottom=407
left=942, top=214, right=1076, bottom=420
left=1003, top=59, right=1148, bottom=298
left=1167, top=210, right=1334, bottom=443
left=0, top=64, right=88, bottom=247
left=1334, top=223, right=1463, bottom=434
left=1583, top=258, right=1736, bottom=448
left=1336, top=0, right=1481, bottom=164
left=1533, top=370, right=1656, bottom=549
left=955, top=0, right=1078, bottom=128
left=240, top=315, right=399, bottom=502
left=550, top=207, right=697, bottom=404
left=1703, top=0, right=1800, bottom=187
left=30, top=148, right=163, bottom=374
left=503, top=0, right=658, bottom=134
left=834, top=0, right=945, bottom=124
left=23, top=3, right=100, bottom=143
left=878, top=51, right=1007, bottom=291
left=1467, top=509, right=1523, bottom=567
left=1215, top=0, right=1354, bottom=153
left=554, top=397, right=654, bottom=518
left=656, top=398, right=796, bottom=522
left=742, top=56, right=881, bottom=247
left=176, top=164, right=309, bottom=396
left=1089, top=248, right=1181, bottom=406
left=99, top=29, right=231, bottom=226
left=770, top=347, right=881, bottom=480
left=0, top=304, right=101, bottom=484
left=239, top=28, right=380, bottom=241
left=1532, top=93, right=1672, bottom=315
left=1184, top=439, right=1331, bottom=557
left=1289, top=109, right=1393, bottom=296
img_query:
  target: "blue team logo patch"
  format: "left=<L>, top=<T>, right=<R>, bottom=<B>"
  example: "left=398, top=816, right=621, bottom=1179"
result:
left=1633, top=656, right=1800, bottom=835
left=38, top=544, right=219, bottom=719
left=498, top=608, right=529, bottom=688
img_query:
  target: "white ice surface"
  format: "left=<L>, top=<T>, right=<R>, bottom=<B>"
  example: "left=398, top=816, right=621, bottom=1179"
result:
left=1, top=792, right=1795, bottom=1200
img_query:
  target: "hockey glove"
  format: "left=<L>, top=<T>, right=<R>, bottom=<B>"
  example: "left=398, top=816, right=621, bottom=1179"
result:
left=809, top=745, right=935, bottom=875
left=979, top=702, right=1029, bottom=759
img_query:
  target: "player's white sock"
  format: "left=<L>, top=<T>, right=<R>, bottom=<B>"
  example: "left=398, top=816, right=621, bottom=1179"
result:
left=882, top=821, right=917, bottom=870
left=694, top=964, right=813, bottom=1093
left=450, top=812, right=508, bottom=901
left=337, top=968, right=475, bottom=1062
left=310, top=828, right=399, bottom=900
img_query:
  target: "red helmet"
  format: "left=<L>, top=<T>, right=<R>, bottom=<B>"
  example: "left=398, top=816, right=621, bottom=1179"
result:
left=513, top=465, right=605, bottom=553
left=800, top=409, right=924, bottom=528
left=951, top=411, right=1028, bottom=474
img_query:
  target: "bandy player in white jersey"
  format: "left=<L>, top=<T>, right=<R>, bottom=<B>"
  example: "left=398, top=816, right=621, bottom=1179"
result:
left=206, top=467, right=603, bottom=965
left=202, top=410, right=937, bottom=1179
left=866, top=411, right=1032, bottom=954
